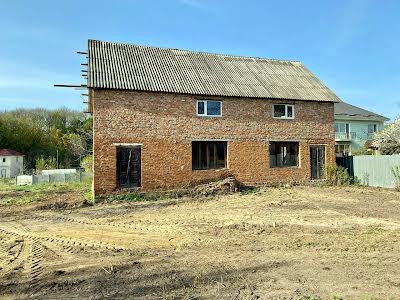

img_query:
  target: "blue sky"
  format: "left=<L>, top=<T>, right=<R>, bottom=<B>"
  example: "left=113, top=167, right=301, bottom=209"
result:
left=1, top=0, right=399, bottom=120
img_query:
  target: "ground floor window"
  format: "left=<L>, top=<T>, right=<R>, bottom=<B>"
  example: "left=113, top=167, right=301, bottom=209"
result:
left=192, top=141, right=227, bottom=170
left=270, top=142, right=299, bottom=168
left=335, top=144, right=351, bottom=156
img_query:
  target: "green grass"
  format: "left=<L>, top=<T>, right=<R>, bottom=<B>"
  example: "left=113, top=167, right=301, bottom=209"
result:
left=240, top=187, right=258, bottom=195
left=0, top=177, right=91, bottom=206
left=108, top=193, right=146, bottom=202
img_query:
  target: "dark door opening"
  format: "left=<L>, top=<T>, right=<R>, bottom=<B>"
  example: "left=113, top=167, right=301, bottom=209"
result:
left=310, top=145, right=325, bottom=180
left=117, top=147, right=141, bottom=188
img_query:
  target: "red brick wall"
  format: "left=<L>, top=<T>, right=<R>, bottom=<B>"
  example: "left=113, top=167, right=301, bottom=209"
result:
left=92, top=89, right=335, bottom=196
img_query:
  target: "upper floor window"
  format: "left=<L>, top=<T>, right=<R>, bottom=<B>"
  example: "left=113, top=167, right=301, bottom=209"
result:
left=273, top=104, right=294, bottom=119
left=335, top=123, right=349, bottom=133
left=2, top=158, right=5, bottom=163
left=368, top=124, right=377, bottom=133
left=196, top=100, right=222, bottom=117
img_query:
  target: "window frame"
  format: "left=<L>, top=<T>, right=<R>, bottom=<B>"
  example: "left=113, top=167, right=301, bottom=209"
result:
left=196, top=100, right=222, bottom=117
left=368, top=124, right=377, bottom=134
left=269, top=141, right=300, bottom=168
left=192, top=141, right=227, bottom=170
left=335, top=144, right=351, bottom=156
left=273, top=104, right=295, bottom=119
left=335, top=122, right=350, bottom=133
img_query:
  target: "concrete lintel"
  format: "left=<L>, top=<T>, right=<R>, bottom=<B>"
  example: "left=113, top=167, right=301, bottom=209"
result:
left=113, top=143, right=142, bottom=147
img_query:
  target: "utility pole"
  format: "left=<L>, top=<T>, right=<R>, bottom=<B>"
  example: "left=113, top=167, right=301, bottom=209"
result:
left=56, top=150, right=59, bottom=169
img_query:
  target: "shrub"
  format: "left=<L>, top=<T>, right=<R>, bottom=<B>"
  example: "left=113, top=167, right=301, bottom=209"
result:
left=35, top=156, right=57, bottom=174
left=336, top=166, right=352, bottom=185
left=324, top=165, right=352, bottom=186
left=84, top=190, right=95, bottom=205
left=325, top=165, right=337, bottom=185
left=35, top=157, right=47, bottom=173
left=81, top=155, right=93, bottom=173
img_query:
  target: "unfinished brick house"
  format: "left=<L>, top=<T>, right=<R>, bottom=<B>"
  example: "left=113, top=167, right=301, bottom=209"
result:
left=86, top=40, right=341, bottom=196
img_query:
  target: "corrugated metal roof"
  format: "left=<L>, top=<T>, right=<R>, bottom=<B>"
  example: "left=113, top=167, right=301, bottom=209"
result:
left=88, top=39, right=341, bottom=102
left=334, top=102, right=389, bottom=122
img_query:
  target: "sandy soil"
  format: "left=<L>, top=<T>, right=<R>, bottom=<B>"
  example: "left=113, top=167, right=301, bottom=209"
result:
left=1, top=185, right=400, bottom=299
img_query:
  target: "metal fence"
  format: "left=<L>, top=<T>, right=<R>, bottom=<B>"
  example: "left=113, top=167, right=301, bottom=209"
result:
left=336, top=156, right=354, bottom=177
left=17, top=172, right=92, bottom=186
left=337, top=155, right=400, bottom=188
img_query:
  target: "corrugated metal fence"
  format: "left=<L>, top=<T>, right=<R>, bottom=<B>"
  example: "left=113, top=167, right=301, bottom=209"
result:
left=337, top=155, right=400, bottom=188
left=17, top=172, right=92, bottom=186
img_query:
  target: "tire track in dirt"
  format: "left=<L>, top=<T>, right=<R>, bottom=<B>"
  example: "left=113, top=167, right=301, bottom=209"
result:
left=0, top=227, right=131, bottom=254
left=0, top=235, right=25, bottom=272
left=32, top=214, right=184, bottom=235
left=30, top=239, right=43, bottom=287
left=0, top=234, right=32, bottom=290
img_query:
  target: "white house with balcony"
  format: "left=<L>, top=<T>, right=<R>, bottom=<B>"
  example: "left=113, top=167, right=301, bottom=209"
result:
left=334, top=102, right=389, bottom=156
left=0, top=149, right=24, bottom=178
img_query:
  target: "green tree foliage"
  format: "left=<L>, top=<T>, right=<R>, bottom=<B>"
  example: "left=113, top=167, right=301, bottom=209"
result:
left=35, top=156, right=57, bottom=173
left=35, top=157, right=47, bottom=173
left=0, top=108, right=92, bottom=171
left=81, top=155, right=93, bottom=173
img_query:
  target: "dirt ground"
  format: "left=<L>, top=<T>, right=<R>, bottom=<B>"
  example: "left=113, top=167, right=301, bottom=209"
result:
left=1, top=185, right=400, bottom=299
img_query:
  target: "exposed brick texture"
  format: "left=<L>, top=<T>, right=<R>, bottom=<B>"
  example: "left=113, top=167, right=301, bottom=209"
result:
left=92, top=89, right=335, bottom=196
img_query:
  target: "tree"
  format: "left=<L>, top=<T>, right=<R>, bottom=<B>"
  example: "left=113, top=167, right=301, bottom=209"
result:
left=0, top=108, right=92, bottom=170
left=35, top=156, right=57, bottom=173
left=372, top=117, right=400, bottom=154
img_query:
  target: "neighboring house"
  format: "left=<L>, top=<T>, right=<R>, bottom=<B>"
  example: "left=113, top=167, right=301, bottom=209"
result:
left=86, top=40, right=341, bottom=196
left=0, top=149, right=24, bottom=178
left=334, top=102, right=389, bottom=156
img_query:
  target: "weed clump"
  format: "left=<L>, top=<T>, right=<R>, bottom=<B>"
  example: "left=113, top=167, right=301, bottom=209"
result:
left=325, top=165, right=353, bottom=186
left=84, top=191, right=95, bottom=206
left=391, top=166, right=400, bottom=191
left=240, top=187, right=258, bottom=195
left=108, top=193, right=145, bottom=202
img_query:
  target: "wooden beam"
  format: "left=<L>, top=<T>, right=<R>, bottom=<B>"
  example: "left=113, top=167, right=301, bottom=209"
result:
left=54, top=84, right=87, bottom=88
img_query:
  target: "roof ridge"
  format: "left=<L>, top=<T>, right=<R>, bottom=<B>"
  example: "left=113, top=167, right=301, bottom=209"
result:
left=88, top=39, right=302, bottom=64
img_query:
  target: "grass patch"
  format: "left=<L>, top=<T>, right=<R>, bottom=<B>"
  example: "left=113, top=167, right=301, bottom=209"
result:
left=0, top=177, right=91, bottom=206
left=240, top=186, right=258, bottom=195
left=363, top=226, right=385, bottom=235
left=108, top=193, right=146, bottom=202
left=2, top=193, right=43, bottom=206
